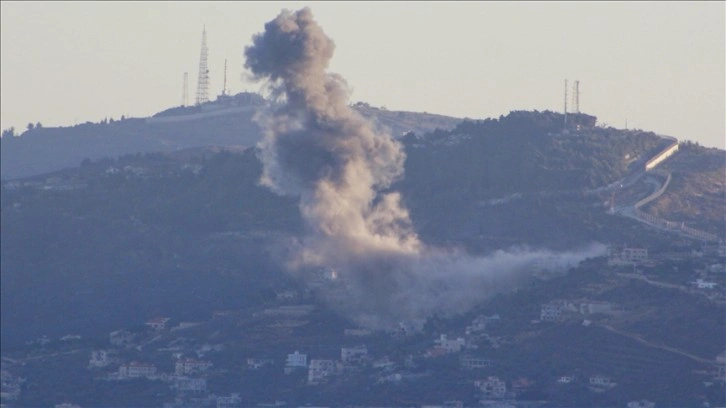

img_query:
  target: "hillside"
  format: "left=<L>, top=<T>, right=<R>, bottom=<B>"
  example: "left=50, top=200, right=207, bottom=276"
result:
left=1, top=110, right=715, bottom=344
left=641, top=142, right=726, bottom=236
left=0, top=93, right=463, bottom=180
left=1, top=110, right=724, bottom=407
left=396, top=111, right=690, bottom=249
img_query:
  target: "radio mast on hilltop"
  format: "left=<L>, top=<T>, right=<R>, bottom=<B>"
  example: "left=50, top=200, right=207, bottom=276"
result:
left=563, top=79, right=568, bottom=128
left=222, top=59, right=228, bottom=96
left=195, top=26, right=210, bottom=105
left=571, top=80, right=580, bottom=114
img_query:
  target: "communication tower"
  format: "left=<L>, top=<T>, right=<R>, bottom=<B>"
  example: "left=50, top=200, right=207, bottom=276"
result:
left=195, top=26, right=210, bottom=105
left=563, top=79, right=568, bottom=128
left=222, top=59, right=228, bottom=96
left=572, top=80, right=580, bottom=114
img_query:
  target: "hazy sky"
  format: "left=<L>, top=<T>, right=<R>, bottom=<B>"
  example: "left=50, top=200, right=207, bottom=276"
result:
left=1, top=1, right=724, bottom=148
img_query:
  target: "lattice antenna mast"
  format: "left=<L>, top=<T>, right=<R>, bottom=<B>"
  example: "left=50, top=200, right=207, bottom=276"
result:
left=572, top=80, right=580, bottom=114
left=222, top=59, right=228, bottom=96
left=195, top=26, right=210, bottom=105
left=563, top=79, right=568, bottom=128
left=182, top=72, right=188, bottom=107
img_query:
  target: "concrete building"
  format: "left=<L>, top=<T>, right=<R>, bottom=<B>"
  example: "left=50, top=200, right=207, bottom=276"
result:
left=308, top=359, right=336, bottom=384
left=434, top=335, right=466, bottom=353
left=286, top=351, right=307, bottom=368
left=285, top=351, right=307, bottom=374
left=476, top=376, right=507, bottom=399
left=341, top=345, right=368, bottom=364
left=88, top=350, right=112, bottom=368
left=119, top=362, right=157, bottom=379
left=608, top=246, right=648, bottom=266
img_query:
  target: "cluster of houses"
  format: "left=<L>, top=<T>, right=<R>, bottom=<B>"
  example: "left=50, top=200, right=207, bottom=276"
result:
left=9, top=247, right=724, bottom=408
left=95, top=352, right=213, bottom=396
left=608, top=243, right=725, bottom=303
left=82, top=316, right=228, bottom=406
left=248, top=346, right=377, bottom=386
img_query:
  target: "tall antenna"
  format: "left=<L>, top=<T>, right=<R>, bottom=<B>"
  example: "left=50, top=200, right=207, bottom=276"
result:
left=222, top=59, right=227, bottom=96
left=182, top=72, right=188, bottom=107
left=572, top=80, right=580, bottom=113
left=563, top=79, right=568, bottom=128
left=195, top=26, right=210, bottom=105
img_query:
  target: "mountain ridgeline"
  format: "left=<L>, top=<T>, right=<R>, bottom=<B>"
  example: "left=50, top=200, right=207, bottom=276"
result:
left=0, top=93, right=463, bottom=180
left=401, top=110, right=663, bottom=197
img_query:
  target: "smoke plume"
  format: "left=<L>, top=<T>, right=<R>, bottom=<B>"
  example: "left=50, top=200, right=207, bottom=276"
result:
left=245, top=8, right=605, bottom=328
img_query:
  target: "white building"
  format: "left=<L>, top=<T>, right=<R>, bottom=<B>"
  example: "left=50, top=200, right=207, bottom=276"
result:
left=88, top=350, right=112, bottom=368
left=691, top=279, right=717, bottom=289
left=308, top=359, right=336, bottom=384
left=341, top=345, right=368, bottom=364
left=119, top=362, right=157, bottom=379
left=175, top=357, right=212, bottom=375
left=476, top=376, right=507, bottom=399
left=286, top=351, right=307, bottom=367
left=557, top=375, right=575, bottom=384
left=434, top=335, right=466, bottom=353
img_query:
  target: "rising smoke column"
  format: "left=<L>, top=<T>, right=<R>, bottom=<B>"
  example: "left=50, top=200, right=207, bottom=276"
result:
left=245, top=8, right=421, bottom=265
left=245, top=8, right=605, bottom=328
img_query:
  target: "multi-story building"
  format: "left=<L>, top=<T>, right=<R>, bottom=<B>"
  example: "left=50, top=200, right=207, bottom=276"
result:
left=308, top=359, right=336, bottom=384
left=119, top=362, right=157, bottom=379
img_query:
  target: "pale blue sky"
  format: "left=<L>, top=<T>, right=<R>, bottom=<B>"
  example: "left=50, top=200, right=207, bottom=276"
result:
left=1, top=1, right=724, bottom=148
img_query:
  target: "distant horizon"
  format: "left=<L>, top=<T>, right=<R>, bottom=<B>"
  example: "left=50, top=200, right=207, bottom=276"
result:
left=1, top=2, right=724, bottom=148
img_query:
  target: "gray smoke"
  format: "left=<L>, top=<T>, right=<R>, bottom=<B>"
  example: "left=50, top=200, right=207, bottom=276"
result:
left=245, top=8, right=605, bottom=328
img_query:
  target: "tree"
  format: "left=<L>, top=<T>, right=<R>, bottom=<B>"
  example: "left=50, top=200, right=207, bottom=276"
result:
left=36, top=122, right=43, bottom=129
left=1, top=127, right=15, bottom=138
left=26, top=122, right=34, bottom=131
